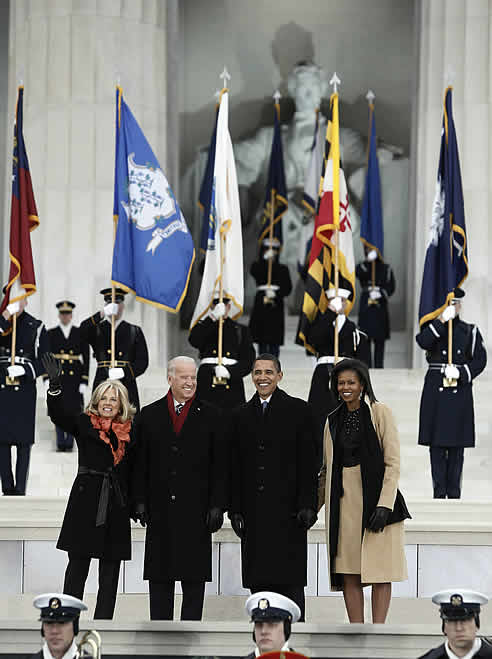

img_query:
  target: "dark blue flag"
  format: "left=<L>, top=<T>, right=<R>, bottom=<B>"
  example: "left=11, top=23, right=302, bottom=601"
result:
left=198, top=101, right=219, bottom=253
left=418, top=87, right=468, bottom=326
left=360, top=102, right=384, bottom=257
left=258, top=102, right=288, bottom=246
left=112, top=87, right=195, bottom=312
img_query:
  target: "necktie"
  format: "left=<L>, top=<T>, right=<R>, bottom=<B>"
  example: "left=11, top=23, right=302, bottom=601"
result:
left=175, top=403, right=184, bottom=416
left=262, top=400, right=268, bottom=415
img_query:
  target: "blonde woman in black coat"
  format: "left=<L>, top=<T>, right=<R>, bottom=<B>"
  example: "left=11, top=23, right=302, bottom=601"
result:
left=43, top=353, right=136, bottom=620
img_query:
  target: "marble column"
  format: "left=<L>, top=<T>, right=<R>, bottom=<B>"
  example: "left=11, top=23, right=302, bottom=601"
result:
left=411, top=0, right=491, bottom=365
left=4, top=0, right=174, bottom=373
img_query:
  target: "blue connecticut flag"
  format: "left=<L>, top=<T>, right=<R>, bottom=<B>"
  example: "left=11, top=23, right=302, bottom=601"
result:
left=418, top=87, right=468, bottom=326
left=360, top=102, right=384, bottom=257
left=112, top=87, right=195, bottom=312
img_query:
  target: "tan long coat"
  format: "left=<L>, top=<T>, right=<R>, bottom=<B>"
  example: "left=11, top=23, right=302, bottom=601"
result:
left=318, top=401, right=407, bottom=589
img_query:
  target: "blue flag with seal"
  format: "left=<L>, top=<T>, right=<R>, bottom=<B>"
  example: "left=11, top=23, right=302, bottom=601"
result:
left=112, top=87, right=195, bottom=312
left=198, top=101, right=219, bottom=253
left=360, top=101, right=384, bottom=257
left=418, top=87, right=468, bottom=326
left=258, top=101, right=288, bottom=246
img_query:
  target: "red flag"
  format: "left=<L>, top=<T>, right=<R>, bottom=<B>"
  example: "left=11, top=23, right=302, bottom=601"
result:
left=0, top=86, right=39, bottom=313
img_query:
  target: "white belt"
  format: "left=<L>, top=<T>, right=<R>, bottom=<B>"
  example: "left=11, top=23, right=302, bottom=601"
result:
left=200, top=357, right=238, bottom=366
left=316, top=355, right=347, bottom=366
left=257, top=285, right=279, bottom=291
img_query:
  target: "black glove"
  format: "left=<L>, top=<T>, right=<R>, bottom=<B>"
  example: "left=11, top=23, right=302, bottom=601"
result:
left=296, top=508, right=317, bottom=530
left=42, top=353, right=62, bottom=390
left=230, top=512, right=245, bottom=539
left=206, top=507, right=224, bottom=533
left=367, top=506, right=391, bottom=532
left=131, top=503, right=147, bottom=527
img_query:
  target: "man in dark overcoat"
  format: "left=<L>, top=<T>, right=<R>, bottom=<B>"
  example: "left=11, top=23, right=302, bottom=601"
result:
left=416, top=288, right=486, bottom=499
left=188, top=297, right=255, bottom=409
left=132, top=355, right=227, bottom=620
left=0, top=298, right=48, bottom=495
left=355, top=248, right=395, bottom=368
left=46, top=300, right=89, bottom=451
left=305, top=288, right=370, bottom=466
left=229, top=354, right=318, bottom=621
left=249, top=239, right=292, bottom=358
left=418, top=589, right=492, bottom=659
left=80, top=288, right=148, bottom=411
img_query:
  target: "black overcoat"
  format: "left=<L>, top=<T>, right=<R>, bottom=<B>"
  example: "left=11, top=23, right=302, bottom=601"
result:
left=47, top=392, right=134, bottom=560
left=230, top=387, right=317, bottom=587
left=0, top=312, right=48, bottom=446
left=46, top=325, right=89, bottom=416
left=416, top=317, right=487, bottom=448
left=418, top=640, right=492, bottom=659
left=356, top=259, right=395, bottom=341
left=80, top=313, right=148, bottom=410
left=132, top=394, right=228, bottom=582
left=189, top=317, right=256, bottom=409
left=249, top=259, right=292, bottom=345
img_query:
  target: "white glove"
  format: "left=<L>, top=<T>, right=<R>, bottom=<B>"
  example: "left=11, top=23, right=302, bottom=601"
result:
left=79, top=383, right=88, bottom=395
left=265, top=288, right=276, bottom=299
left=7, top=364, right=25, bottom=378
left=108, top=367, right=125, bottom=380
left=6, top=301, right=20, bottom=316
left=263, top=248, right=275, bottom=260
left=330, top=296, right=343, bottom=313
left=441, top=305, right=456, bottom=323
left=104, top=302, right=119, bottom=318
left=369, top=290, right=382, bottom=300
left=367, top=249, right=378, bottom=262
left=214, top=364, right=231, bottom=379
left=444, top=364, right=460, bottom=380
left=210, top=302, right=226, bottom=321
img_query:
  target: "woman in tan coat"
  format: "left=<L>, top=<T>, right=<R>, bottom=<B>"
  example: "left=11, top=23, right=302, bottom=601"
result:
left=318, top=358, right=410, bottom=623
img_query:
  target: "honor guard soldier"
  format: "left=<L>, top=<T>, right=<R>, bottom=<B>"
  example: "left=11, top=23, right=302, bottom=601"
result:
left=31, top=593, right=87, bottom=659
left=418, top=589, right=492, bottom=659
left=416, top=288, right=487, bottom=499
left=249, top=238, right=292, bottom=358
left=80, top=288, right=149, bottom=411
left=305, top=288, right=370, bottom=464
left=244, top=591, right=301, bottom=659
left=188, top=296, right=256, bottom=409
left=355, top=248, right=395, bottom=368
left=0, top=296, right=48, bottom=495
left=46, top=301, right=89, bottom=452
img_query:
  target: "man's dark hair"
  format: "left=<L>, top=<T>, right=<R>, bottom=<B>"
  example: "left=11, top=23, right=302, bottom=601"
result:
left=253, top=353, right=282, bottom=373
left=330, top=358, right=377, bottom=403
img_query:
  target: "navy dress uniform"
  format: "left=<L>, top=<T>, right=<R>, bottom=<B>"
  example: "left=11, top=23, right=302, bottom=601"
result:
left=189, top=299, right=256, bottom=409
left=418, top=589, right=492, bottom=659
left=249, top=242, right=293, bottom=358
left=355, top=255, right=395, bottom=368
left=80, top=288, right=149, bottom=411
left=416, top=289, right=487, bottom=499
left=31, top=592, right=87, bottom=659
left=244, top=591, right=301, bottom=659
left=46, top=301, right=89, bottom=451
left=0, top=308, right=48, bottom=495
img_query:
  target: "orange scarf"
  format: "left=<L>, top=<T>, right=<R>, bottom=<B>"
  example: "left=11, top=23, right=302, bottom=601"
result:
left=89, top=414, right=131, bottom=465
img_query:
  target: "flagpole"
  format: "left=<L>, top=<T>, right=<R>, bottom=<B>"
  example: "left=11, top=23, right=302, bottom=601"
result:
left=5, top=312, right=18, bottom=386
left=111, top=84, right=122, bottom=371
left=330, top=73, right=341, bottom=364
left=265, top=188, right=275, bottom=302
left=365, top=90, right=377, bottom=294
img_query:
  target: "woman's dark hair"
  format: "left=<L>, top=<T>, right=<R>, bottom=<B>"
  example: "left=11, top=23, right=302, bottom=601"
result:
left=330, top=358, right=377, bottom=403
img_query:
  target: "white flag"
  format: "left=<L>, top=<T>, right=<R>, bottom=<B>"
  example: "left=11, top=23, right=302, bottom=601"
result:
left=190, top=91, right=243, bottom=327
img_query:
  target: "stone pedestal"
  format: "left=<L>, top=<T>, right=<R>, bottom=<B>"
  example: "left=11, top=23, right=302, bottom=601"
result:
left=4, top=0, right=175, bottom=370
left=411, top=0, right=491, bottom=365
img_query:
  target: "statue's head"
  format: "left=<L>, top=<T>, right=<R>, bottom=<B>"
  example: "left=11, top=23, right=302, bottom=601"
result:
left=287, top=61, right=328, bottom=113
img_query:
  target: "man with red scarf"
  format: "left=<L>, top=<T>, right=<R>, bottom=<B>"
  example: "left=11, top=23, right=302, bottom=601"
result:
left=132, top=356, right=227, bottom=620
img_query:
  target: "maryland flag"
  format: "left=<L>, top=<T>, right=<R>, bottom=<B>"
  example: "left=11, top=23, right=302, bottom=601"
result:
left=0, top=86, right=39, bottom=313
left=258, top=101, right=288, bottom=246
left=296, top=93, right=356, bottom=353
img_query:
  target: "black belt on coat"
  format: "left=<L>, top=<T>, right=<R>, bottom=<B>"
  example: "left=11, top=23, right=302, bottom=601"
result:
left=77, top=466, right=125, bottom=527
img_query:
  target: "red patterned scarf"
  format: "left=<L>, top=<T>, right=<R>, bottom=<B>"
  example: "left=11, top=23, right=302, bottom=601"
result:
left=89, top=414, right=131, bottom=465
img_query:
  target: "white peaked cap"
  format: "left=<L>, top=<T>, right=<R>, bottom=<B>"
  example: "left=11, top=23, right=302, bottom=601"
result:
left=245, top=591, right=301, bottom=624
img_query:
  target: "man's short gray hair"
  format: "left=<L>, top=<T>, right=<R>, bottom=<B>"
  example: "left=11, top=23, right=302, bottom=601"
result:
left=167, top=355, right=197, bottom=376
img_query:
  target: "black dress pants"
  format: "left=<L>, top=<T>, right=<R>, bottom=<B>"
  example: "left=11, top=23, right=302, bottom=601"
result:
left=0, top=444, right=31, bottom=494
left=64, top=555, right=121, bottom=619
left=149, top=580, right=206, bottom=620
left=368, top=340, right=385, bottom=369
left=430, top=447, right=464, bottom=498
left=258, top=343, right=280, bottom=358
left=56, top=426, right=74, bottom=451
left=250, top=584, right=305, bottom=622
